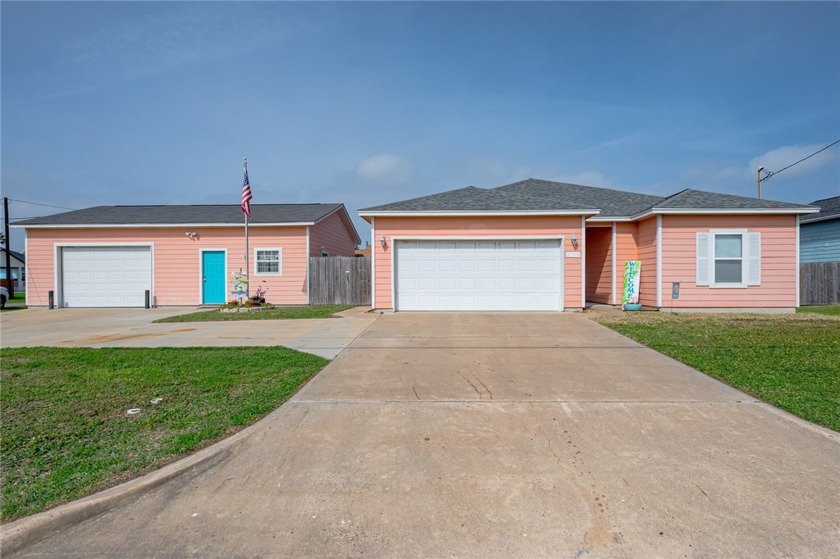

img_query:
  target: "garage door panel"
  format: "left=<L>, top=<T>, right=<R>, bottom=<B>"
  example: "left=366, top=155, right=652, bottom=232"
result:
left=62, top=247, right=152, bottom=308
left=396, top=239, right=563, bottom=311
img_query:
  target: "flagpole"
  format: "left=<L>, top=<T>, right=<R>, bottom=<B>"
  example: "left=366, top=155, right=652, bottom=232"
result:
left=244, top=158, right=250, bottom=299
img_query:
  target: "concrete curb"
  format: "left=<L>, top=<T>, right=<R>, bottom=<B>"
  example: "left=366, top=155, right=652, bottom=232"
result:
left=0, top=421, right=258, bottom=555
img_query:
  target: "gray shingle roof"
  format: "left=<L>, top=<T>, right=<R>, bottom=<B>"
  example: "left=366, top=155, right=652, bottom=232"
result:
left=14, top=204, right=345, bottom=226
left=651, top=189, right=816, bottom=211
left=800, top=195, right=840, bottom=223
left=360, top=186, right=599, bottom=213
left=0, top=248, right=25, bottom=263
left=496, top=179, right=664, bottom=217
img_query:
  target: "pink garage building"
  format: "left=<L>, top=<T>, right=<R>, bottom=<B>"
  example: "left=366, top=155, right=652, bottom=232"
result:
left=16, top=204, right=360, bottom=308
left=360, top=179, right=818, bottom=312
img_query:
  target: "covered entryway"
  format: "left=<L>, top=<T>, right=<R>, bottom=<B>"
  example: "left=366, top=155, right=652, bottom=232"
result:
left=394, top=239, right=563, bottom=311
left=60, top=246, right=152, bottom=307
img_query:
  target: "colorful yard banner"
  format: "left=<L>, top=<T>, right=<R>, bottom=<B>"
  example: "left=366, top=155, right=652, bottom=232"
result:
left=622, top=261, right=641, bottom=305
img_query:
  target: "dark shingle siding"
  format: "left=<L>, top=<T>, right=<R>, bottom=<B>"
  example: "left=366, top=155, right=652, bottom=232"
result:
left=15, top=204, right=344, bottom=226
left=495, top=179, right=665, bottom=217
left=652, top=189, right=816, bottom=211
left=360, top=186, right=599, bottom=212
left=800, top=195, right=840, bottom=223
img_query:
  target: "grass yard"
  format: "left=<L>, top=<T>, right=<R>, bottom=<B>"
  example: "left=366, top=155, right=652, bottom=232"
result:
left=0, top=346, right=327, bottom=522
left=797, top=305, right=840, bottom=316
left=1, top=291, right=27, bottom=311
left=593, top=313, right=840, bottom=432
left=155, top=305, right=353, bottom=323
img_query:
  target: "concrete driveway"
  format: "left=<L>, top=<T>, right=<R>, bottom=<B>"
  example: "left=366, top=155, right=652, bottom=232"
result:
left=4, top=313, right=839, bottom=558
left=0, top=307, right=376, bottom=359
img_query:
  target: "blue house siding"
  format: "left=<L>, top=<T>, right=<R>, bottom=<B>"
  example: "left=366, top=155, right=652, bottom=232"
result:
left=801, top=219, right=840, bottom=263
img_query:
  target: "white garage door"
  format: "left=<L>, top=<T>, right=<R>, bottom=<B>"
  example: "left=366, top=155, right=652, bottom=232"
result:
left=395, top=239, right=563, bottom=311
left=61, top=247, right=152, bottom=307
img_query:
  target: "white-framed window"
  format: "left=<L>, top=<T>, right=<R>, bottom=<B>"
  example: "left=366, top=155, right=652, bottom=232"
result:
left=696, top=231, right=760, bottom=288
left=254, top=248, right=282, bottom=276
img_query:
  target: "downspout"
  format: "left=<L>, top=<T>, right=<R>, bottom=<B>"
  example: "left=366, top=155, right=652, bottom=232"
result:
left=580, top=215, right=586, bottom=309
left=611, top=223, right=617, bottom=305
left=370, top=217, right=376, bottom=310
left=795, top=216, right=800, bottom=308
left=656, top=215, right=662, bottom=308
left=305, top=225, right=310, bottom=305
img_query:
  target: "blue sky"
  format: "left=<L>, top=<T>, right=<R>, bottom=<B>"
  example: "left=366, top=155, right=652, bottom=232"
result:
left=2, top=1, right=838, bottom=250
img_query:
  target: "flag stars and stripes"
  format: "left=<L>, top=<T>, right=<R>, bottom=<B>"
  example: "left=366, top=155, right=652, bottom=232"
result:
left=242, top=161, right=253, bottom=218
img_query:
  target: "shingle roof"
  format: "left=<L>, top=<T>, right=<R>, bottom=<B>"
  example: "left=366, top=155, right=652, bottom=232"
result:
left=0, top=248, right=25, bottom=263
left=359, top=186, right=599, bottom=213
left=496, top=178, right=664, bottom=217
left=800, top=195, right=840, bottom=223
left=14, top=204, right=345, bottom=226
left=651, top=189, right=816, bottom=211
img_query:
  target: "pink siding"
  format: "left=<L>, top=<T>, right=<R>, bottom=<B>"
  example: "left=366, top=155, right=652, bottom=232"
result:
left=372, top=215, right=584, bottom=310
left=661, top=215, right=798, bottom=308
left=585, top=225, right=612, bottom=304
left=309, top=210, right=357, bottom=257
left=637, top=218, right=658, bottom=307
left=25, top=227, right=308, bottom=307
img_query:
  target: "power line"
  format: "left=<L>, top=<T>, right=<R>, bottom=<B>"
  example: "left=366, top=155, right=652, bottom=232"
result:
left=7, top=198, right=77, bottom=211
left=761, top=139, right=840, bottom=182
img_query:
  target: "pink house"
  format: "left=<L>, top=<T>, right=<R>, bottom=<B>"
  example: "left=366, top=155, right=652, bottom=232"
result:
left=359, top=179, right=818, bottom=312
left=16, top=204, right=360, bottom=308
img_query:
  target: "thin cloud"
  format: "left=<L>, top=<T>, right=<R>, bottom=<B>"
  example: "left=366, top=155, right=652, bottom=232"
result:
left=356, top=154, right=412, bottom=184
left=749, top=143, right=838, bottom=182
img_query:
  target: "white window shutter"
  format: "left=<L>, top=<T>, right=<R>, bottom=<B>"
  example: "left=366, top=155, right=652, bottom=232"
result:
left=696, top=232, right=710, bottom=286
left=747, top=232, right=761, bottom=285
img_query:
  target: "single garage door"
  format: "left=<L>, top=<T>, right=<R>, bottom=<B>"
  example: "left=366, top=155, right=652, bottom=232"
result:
left=61, top=246, right=152, bottom=307
left=395, top=239, right=563, bottom=311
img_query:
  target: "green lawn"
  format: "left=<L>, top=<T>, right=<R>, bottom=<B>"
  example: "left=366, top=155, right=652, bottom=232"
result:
left=155, top=305, right=353, bottom=323
left=593, top=313, right=840, bottom=432
left=797, top=305, right=840, bottom=316
left=0, top=346, right=327, bottom=522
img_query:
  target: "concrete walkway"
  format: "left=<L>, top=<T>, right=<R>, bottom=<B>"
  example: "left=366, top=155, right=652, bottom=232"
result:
left=0, top=307, right=376, bottom=359
left=3, top=313, right=839, bottom=557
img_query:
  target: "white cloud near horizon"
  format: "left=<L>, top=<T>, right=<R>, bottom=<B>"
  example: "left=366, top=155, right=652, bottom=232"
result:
left=748, top=143, right=837, bottom=182
left=356, top=154, right=412, bottom=184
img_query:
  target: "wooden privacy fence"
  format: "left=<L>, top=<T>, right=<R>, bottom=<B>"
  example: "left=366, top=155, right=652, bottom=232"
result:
left=309, top=256, right=371, bottom=305
left=800, top=262, right=840, bottom=306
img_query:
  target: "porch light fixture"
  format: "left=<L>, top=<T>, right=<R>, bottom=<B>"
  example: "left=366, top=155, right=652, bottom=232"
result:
left=380, top=235, right=386, bottom=248
left=185, top=231, right=199, bottom=240
left=571, top=233, right=578, bottom=250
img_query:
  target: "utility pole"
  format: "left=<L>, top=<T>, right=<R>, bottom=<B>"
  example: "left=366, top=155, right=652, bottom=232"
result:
left=756, top=167, right=764, bottom=199
left=3, top=197, right=13, bottom=298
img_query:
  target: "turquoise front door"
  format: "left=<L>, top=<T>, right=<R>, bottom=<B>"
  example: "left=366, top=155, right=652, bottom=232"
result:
left=202, top=251, right=226, bottom=304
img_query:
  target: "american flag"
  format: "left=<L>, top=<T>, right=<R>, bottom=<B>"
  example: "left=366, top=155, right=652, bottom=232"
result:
left=241, top=160, right=253, bottom=218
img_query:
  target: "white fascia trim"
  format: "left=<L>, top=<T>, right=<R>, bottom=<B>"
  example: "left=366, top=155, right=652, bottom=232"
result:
left=15, top=222, right=315, bottom=229
left=631, top=207, right=819, bottom=220
left=358, top=210, right=601, bottom=218
left=370, top=217, right=376, bottom=310
left=587, top=215, right=633, bottom=222
left=655, top=215, right=662, bottom=308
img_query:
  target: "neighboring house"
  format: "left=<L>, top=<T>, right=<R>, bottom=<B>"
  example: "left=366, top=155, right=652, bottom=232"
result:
left=0, top=248, right=26, bottom=292
left=800, top=195, right=840, bottom=263
left=355, top=242, right=371, bottom=258
left=359, top=179, right=817, bottom=312
left=15, top=204, right=360, bottom=308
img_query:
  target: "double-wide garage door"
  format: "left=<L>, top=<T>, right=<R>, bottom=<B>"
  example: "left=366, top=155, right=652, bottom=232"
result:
left=395, top=239, right=563, bottom=311
left=61, top=246, right=152, bottom=307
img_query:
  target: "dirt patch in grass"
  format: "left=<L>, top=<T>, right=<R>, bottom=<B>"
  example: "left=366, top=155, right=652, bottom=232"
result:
left=154, top=305, right=353, bottom=323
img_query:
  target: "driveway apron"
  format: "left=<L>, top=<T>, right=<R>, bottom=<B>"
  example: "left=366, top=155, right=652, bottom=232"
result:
left=5, top=313, right=840, bottom=558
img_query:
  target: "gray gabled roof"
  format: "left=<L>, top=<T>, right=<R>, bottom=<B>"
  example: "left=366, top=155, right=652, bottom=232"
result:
left=650, top=189, right=817, bottom=212
left=496, top=178, right=665, bottom=217
left=359, top=185, right=600, bottom=214
left=0, top=248, right=25, bottom=263
left=14, top=204, right=346, bottom=227
left=800, top=195, right=840, bottom=223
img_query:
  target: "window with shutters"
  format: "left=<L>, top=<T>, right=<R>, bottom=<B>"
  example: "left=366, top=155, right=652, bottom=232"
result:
left=254, top=248, right=282, bottom=276
left=696, top=231, right=760, bottom=288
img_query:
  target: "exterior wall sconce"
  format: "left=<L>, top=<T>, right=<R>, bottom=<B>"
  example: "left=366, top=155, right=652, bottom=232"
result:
left=571, top=233, right=578, bottom=250
left=380, top=235, right=386, bottom=248
left=185, top=231, right=199, bottom=240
